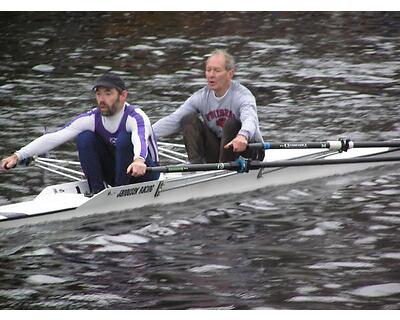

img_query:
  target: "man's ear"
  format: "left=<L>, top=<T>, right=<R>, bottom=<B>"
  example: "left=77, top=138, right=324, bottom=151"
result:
left=228, top=68, right=235, bottom=79
left=120, top=90, right=128, bottom=100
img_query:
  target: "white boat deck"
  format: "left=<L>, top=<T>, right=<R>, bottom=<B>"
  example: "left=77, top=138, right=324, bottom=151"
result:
left=0, top=193, right=88, bottom=219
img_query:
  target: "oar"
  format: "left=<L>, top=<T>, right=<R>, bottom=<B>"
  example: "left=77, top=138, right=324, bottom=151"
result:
left=146, top=155, right=400, bottom=173
left=248, top=140, right=400, bottom=152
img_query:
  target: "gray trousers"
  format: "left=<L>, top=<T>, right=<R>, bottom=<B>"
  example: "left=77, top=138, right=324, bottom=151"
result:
left=181, top=113, right=264, bottom=163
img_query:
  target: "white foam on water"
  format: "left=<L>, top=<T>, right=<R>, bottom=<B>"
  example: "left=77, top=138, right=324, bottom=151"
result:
left=354, top=236, right=378, bottom=245
left=22, top=247, right=55, bottom=256
left=275, top=195, right=290, bottom=201
left=308, top=261, right=375, bottom=270
left=360, top=181, right=378, bottom=186
left=32, top=64, right=55, bottom=72
left=381, top=252, right=400, bottom=259
left=384, top=210, right=400, bottom=216
left=93, top=244, right=133, bottom=253
left=316, top=221, right=342, bottom=230
left=103, top=233, right=149, bottom=244
left=152, top=50, right=165, bottom=56
left=323, top=283, right=342, bottom=289
left=287, top=296, right=352, bottom=303
left=27, top=274, right=69, bottom=285
left=369, top=224, right=391, bottom=230
left=56, top=245, right=84, bottom=254
left=127, top=44, right=158, bottom=51
left=68, top=293, right=129, bottom=305
left=81, top=271, right=111, bottom=277
left=365, top=203, right=385, bottom=209
left=352, top=196, right=369, bottom=202
left=188, top=264, right=231, bottom=273
left=296, top=286, right=319, bottom=294
left=94, top=65, right=112, bottom=71
left=350, top=283, right=400, bottom=297
left=288, top=189, right=311, bottom=197
left=0, top=84, right=16, bottom=90
left=372, top=216, right=400, bottom=224
left=374, top=189, right=400, bottom=196
left=0, top=288, right=38, bottom=300
left=299, top=227, right=326, bottom=236
left=158, top=38, right=192, bottom=45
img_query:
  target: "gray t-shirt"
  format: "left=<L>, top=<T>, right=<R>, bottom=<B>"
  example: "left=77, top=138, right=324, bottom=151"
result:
left=153, top=80, right=263, bottom=143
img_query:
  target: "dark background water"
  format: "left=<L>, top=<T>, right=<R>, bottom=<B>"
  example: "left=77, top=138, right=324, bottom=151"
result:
left=0, top=12, right=400, bottom=309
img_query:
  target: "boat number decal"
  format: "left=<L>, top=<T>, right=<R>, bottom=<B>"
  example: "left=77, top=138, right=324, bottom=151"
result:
left=116, top=184, right=155, bottom=198
left=217, top=163, right=225, bottom=170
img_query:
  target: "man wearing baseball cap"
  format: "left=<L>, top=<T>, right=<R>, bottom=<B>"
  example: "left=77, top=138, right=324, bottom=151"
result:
left=92, top=74, right=127, bottom=91
left=1, top=73, right=160, bottom=194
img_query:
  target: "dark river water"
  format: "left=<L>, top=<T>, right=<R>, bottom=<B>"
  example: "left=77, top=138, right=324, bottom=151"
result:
left=0, top=12, right=400, bottom=310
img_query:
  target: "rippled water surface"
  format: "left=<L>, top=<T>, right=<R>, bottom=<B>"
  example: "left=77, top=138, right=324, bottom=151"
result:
left=0, top=12, right=400, bottom=309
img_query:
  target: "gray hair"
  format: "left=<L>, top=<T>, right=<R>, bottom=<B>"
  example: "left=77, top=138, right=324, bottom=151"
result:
left=207, top=49, right=235, bottom=71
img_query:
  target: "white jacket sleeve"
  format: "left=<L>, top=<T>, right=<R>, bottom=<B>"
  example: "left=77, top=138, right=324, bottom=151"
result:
left=15, top=113, right=94, bottom=160
left=237, top=93, right=259, bottom=141
left=153, top=94, right=199, bottom=138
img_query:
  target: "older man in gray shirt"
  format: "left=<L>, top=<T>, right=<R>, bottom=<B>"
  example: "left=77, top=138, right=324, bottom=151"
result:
left=153, top=49, right=264, bottom=163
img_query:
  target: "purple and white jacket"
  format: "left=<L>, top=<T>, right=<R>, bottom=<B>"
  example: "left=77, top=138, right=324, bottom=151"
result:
left=15, top=103, right=159, bottom=163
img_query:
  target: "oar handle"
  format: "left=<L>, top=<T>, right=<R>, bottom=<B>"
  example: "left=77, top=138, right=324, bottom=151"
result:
left=18, top=157, right=34, bottom=166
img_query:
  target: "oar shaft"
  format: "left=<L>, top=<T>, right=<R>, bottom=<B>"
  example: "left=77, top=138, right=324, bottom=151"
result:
left=146, top=156, right=400, bottom=173
left=248, top=156, right=400, bottom=169
left=352, top=141, right=400, bottom=148
left=248, top=140, right=400, bottom=151
left=147, top=163, right=235, bottom=173
left=249, top=142, right=338, bottom=150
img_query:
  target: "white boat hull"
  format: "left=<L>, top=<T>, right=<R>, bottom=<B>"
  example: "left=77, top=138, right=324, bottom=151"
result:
left=1, top=147, right=399, bottom=229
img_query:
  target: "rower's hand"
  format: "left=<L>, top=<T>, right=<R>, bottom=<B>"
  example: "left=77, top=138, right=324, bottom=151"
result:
left=126, top=158, right=147, bottom=177
left=0, top=154, right=18, bottom=171
left=224, top=134, right=248, bottom=153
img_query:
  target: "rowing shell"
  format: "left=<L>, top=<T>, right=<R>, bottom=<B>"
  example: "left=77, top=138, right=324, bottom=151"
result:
left=1, top=147, right=399, bottom=229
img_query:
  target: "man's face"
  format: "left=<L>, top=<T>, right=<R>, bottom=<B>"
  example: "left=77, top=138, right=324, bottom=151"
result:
left=95, top=87, right=123, bottom=116
left=205, top=53, right=234, bottom=97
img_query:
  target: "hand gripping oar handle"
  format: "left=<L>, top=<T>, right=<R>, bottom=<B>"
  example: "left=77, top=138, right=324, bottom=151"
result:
left=248, top=140, right=400, bottom=152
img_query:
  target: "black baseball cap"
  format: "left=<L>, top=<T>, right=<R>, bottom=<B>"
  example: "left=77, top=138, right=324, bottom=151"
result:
left=92, top=74, right=127, bottom=91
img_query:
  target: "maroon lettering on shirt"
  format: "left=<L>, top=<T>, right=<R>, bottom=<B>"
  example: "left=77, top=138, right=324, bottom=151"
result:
left=206, top=108, right=235, bottom=127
